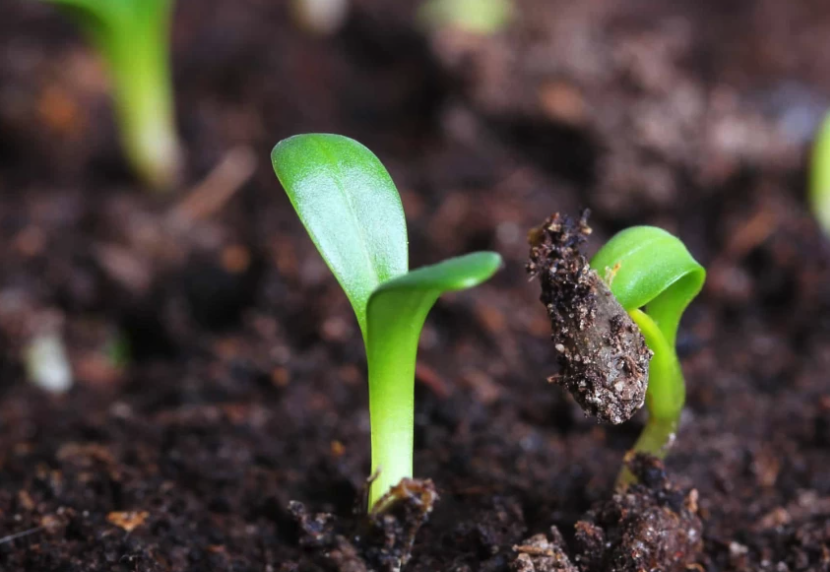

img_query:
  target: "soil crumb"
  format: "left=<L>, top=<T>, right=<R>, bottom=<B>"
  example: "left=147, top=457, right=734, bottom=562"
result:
left=527, top=211, right=651, bottom=424
left=290, top=478, right=438, bottom=571
left=511, top=527, right=578, bottom=572
left=573, top=454, right=703, bottom=572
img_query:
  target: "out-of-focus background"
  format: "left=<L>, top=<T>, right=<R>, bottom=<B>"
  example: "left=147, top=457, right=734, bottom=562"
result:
left=1, top=1, right=829, bottom=570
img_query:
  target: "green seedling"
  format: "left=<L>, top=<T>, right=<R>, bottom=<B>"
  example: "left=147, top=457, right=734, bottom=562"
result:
left=418, top=0, right=512, bottom=34
left=41, top=0, right=181, bottom=190
left=272, top=133, right=502, bottom=509
left=810, top=110, right=830, bottom=236
left=590, top=227, right=705, bottom=481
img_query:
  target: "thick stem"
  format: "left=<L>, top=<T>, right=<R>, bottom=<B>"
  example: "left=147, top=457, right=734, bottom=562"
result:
left=616, top=416, right=678, bottom=488
left=105, top=1, right=181, bottom=190
left=366, top=323, right=418, bottom=509
left=366, top=296, right=438, bottom=509
left=616, top=309, right=684, bottom=488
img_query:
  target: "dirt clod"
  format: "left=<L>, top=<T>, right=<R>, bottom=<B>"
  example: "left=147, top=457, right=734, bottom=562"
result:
left=573, top=454, right=703, bottom=572
left=290, top=478, right=438, bottom=571
left=527, top=211, right=651, bottom=424
left=511, top=527, right=578, bottom=572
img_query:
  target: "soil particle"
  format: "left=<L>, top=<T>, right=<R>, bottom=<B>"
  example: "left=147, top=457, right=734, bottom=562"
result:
left=289, top=478, right=437, bottom=572
left=572, top=454, right=703, bottom=572
left=511, top=527, right=578, bottom=572
left=527, top=211, right=651, bottom=425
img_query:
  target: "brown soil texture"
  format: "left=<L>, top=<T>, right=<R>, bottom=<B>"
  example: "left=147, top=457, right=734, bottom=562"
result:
left=528, top=211, right=650, bottom=426
left=1, top=0, right=829, bottom=570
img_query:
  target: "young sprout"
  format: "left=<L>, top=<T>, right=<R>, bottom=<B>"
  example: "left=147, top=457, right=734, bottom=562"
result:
left=41, top=0, right=181, bottom=190
left=810, top=110, right=830, bottom=236
left=272, top=134, right=502, bottom=509
left=418, top=0, right=512, bottom=34
left=529, top=213, right=704, bottom=487
left=590, top=226, right=705, bottom=482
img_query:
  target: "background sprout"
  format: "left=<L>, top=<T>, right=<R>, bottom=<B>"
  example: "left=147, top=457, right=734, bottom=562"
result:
left=810, top=110, right=830, bottom=236
left=41, top=0, right=181, bottom=190
left=418, top=0, right=512, bottom=34
left=272, top=133, right=502, bottom=509
left=590, top=227, right=705, bottom=472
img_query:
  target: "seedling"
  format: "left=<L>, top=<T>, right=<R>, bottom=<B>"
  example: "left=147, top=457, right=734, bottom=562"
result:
left=529, top=214, right=704, bottom=487
left=41, top=0, right=181, bottom=190
left=810, top=110, right=830, bottom=236
left=272, top=134, right=502, bottom=509
left=418, top=0, right=512, bottom=34
left=590, top=226, right=705, bottom=478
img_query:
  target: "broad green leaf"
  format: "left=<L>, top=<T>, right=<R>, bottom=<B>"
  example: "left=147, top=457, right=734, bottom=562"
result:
left=272, top=134, right=408, bottom=337
left=364, top=251, right=502, bottom=506
left=590, top=226, right=705, bottom=348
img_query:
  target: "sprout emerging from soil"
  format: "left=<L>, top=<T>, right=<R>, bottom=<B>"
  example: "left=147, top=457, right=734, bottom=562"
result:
left=418, top=0, right=512, bottom=34
left=810, top=110, right=830, bottom=236
left=272, top=133, right=502, bottom=510
left=40, top=0, right=181, bottom=190
left=529, top=212, right=705, bottom=484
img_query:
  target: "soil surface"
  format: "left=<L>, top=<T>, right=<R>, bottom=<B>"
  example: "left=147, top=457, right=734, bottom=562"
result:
left=1, top=0, right=830, bottom=570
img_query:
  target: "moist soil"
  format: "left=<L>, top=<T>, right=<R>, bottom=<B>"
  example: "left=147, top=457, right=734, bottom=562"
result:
left=1, top=0, right=829, bottom=570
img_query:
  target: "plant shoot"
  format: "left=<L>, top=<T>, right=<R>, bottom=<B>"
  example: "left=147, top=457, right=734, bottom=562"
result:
left=810, top=110, right=830, bottom=236
left=41, top=0, right=181, bottom=190
left=418, top=0, right=512, bottom=34
left=272, top=133, right=501, bottom=509
left=590, top=226, right=705, bottom=483
left=530, top=213, right=704, bottom=486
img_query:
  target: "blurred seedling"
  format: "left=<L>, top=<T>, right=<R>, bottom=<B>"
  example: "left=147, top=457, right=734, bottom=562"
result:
left=810, top=110, right=830, bottom=236
left=418, top=0, right=512, bottom=34
left=529, top=213, right=704, bottom=488
left=272, top=133, right=502, bottom=509
left=40, top=0, right=181, bottom=190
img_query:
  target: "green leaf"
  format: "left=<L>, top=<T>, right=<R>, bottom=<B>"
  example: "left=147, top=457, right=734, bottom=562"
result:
left=590, top=226, right=705, bottom=348
left=364, top=252, right=502, bottom=507
left=810, top=110, right=830, bottom=236
left=272, top=134, right=409, bottom=338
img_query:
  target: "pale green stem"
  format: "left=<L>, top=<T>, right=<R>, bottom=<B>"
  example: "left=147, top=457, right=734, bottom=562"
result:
left=365, top=295, right=437, bottom=509
left=616, top=309, right=684, bottom=488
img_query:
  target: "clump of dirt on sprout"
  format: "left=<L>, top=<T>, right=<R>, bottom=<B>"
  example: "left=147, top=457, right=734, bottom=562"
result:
left=573, top=454, right=703, bottom=572
left=527, top=211, right=651, bottom=424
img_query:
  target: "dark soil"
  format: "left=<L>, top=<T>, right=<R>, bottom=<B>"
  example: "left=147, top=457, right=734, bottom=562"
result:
left=1, top=0, right=829, bottom=570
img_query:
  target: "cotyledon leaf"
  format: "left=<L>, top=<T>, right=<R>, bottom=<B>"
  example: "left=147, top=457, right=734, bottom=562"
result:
left=590, top=226, right=705, bottom=349
left=272, top=133, right=409, bottom=339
